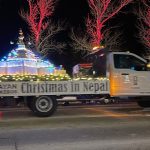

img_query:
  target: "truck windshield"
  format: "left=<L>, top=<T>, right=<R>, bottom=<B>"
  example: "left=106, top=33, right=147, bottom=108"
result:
left=114, top=54, right=147, bottom=71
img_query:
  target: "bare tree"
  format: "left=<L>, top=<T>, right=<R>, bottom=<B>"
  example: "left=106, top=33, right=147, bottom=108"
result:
left=69, top=28, right=93, bottom=55
left=70, top=0, right=132, bottom=55
left=20, top=0, right=65, bottom=57
left=136, top=0, right=150, bottom=51
left=97, top=26, right=123, bottom=50
left=70, top=26, right=123, bottom=56
left=87, top=0, right=132, bottom=47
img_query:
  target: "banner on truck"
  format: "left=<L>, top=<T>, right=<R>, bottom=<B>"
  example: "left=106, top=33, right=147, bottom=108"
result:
left=0, top=80, right=109, bottom=96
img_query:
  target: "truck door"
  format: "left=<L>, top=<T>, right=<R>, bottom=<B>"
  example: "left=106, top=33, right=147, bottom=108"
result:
left=110, top=53, right=149, bottom=96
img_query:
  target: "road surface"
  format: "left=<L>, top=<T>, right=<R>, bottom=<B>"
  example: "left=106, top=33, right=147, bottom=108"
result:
left=0, top=102, right=150, bottom=150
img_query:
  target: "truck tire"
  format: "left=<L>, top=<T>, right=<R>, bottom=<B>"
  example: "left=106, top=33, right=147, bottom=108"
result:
left=30, top=96, right=57, bottom=117
left=137, top=100, right=150, bottom=108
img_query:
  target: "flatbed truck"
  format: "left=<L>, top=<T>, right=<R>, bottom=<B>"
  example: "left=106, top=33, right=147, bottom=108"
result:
left=0, top=50, right=150, bottom=117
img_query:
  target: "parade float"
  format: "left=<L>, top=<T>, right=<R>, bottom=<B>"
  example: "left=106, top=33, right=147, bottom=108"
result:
left=0, top=30, right=149, bottom=118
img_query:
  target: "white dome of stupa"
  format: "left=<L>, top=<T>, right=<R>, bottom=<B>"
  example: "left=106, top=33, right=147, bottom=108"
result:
left=0, top=29, right=64, bottom=76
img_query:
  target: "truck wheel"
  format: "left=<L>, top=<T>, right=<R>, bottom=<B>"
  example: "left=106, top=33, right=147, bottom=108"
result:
left=137, top=100, right=150, bottom=108
left=30, top=96, right=57, bottom=117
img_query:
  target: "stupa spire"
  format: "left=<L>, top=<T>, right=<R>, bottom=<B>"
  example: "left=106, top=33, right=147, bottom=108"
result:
left=18, top=29, right=24, bottom=45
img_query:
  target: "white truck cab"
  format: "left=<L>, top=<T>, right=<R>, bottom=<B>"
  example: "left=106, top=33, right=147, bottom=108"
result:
left=108, top=52, right=150, bottom=97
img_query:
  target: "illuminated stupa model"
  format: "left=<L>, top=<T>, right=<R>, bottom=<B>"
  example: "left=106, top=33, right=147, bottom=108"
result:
left=0, top=30, right=66, bottom=76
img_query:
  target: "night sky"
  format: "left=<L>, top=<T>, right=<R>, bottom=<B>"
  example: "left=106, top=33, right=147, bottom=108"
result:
left=0, top=0, right=146, bottom=70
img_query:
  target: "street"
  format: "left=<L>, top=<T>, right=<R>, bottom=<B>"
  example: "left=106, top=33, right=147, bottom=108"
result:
left=0, top=102, right=150, bottom=150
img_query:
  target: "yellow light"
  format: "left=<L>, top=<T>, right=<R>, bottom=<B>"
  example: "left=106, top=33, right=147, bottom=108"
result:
left=73, top=78, right=80, bottom=80
left=87, top=78, right=92, bottom=80
left=147, top=63, right=150, bottom=68
left=93, top=46, right=100, bottom=50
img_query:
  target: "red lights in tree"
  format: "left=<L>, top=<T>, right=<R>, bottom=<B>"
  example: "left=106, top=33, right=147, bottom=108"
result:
left=137, top=0, right=150, bottom=50
left=20, top=0, right=65, bottom=57
left=86, top=0, right=133, bottom=47
left=21, top=0, right=54, bottom=45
